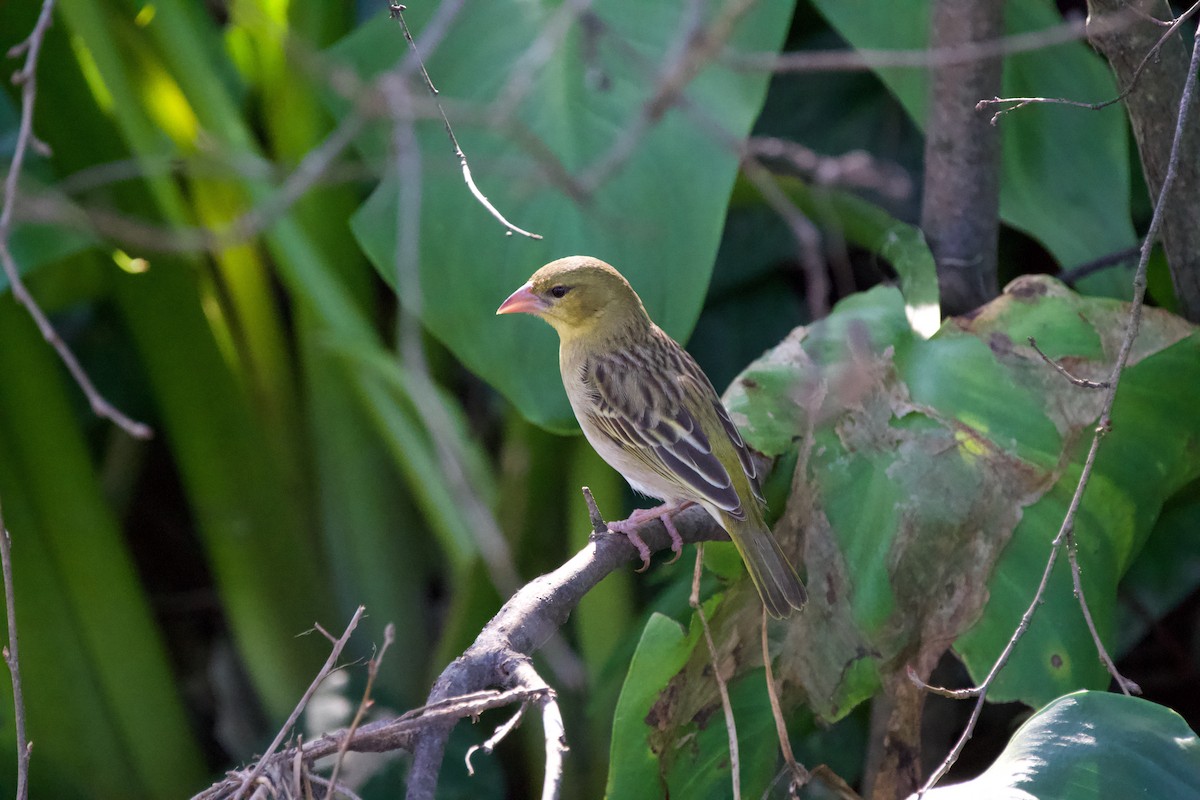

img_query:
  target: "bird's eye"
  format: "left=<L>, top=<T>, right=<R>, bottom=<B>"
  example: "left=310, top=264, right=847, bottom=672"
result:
left=549, top=285, right=570, bottom=299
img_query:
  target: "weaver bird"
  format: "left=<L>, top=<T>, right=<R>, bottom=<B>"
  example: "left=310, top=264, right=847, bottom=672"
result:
left=497, top=256, right=806, bottom=618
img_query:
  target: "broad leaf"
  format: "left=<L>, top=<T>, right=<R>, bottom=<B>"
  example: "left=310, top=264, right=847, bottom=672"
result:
left=921, top=691, right=1200, bottom=799
left=338, top=0, right=797, bottom=429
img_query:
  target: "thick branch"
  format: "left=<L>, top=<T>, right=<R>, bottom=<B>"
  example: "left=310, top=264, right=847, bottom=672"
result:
left=404, top=504, right=729, bottom=800
left=920, top=0, right=1004, bottom=315
left=1086, top=0, right=1200, bottom=322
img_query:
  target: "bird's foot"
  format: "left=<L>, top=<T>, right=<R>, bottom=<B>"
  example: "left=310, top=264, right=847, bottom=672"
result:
left=608, top=503, right=690, bottom=572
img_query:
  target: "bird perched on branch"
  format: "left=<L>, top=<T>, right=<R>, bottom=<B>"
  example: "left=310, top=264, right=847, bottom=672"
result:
left=497, top=255, right=806, bottom=618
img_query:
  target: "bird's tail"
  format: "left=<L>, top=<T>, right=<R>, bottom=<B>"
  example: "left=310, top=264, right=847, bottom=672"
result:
left=723, top=515, right=806, bottom=619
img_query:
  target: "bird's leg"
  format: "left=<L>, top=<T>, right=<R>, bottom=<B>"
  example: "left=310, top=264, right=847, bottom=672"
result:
left=608, top=502, right=693, bottom=572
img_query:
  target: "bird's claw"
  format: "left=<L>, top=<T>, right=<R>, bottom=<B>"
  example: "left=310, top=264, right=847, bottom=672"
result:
left=660, top=512, right=684, bottom=565
left=609, top=523, right=654, bottom=572
left=609, top=504, right=684, bottom=571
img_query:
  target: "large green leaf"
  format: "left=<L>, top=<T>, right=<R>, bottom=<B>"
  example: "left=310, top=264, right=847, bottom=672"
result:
left=717, top=276, right=1199, bottom=718
left=923, top=691, right=1200, bottom=799
left=808, top=0, right=1136, bottom=277
left=341, top=0, right=797, bottom=429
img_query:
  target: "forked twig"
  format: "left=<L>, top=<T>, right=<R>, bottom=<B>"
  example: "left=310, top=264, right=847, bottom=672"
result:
left=979, top=0, right=1200, bottom=124
left=232, top=606, right=366, bottom=800
left=328, top=622, right=396, bottom=795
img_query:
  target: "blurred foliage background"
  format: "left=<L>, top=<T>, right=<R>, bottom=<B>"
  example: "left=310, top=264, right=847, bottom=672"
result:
left=0, top=0, right=1198, bottom=798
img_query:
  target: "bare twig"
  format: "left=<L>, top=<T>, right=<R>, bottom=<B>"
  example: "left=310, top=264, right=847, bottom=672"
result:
left=510, top=660, right=567, bottom=800
left=918, top=21, right=1200, bottom=795
left=980, top=0, right=1200, bottom=125
left=0, top=0, right=150, bottom=440
left=690, top=545, right=741, bottom=800
left=762, top=608, right=808, bottom=795
left=233, top=606, right=365, bottom=800
left=1065, top=540, right=1141, bottom=695
left=193, top=687, right=549, bottom=800
left=388, top=3, right=542, bottom=239
left=741, top=158, right=829, bottom=319
left=465, top=703, right=528, bottom=775
left=1026, top=337, right=1111, bottom=389
left=327, top=622, right=395, bottom=795
left=745, top=137, right=912, bottom=200
left=0, top=503, right=28, bottom=800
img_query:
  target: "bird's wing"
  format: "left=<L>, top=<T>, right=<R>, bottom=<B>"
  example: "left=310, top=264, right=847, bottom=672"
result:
left=580, top=337, right=750, bottom=519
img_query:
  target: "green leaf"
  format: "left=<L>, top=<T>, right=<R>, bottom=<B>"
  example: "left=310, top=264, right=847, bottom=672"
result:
left=924, top=691, right=1200, bottom=799
left=720, top=276, right=1200, bottom=718
left=606, top=612, right=703, bottom=799
left=809, top=0, right=1136, bottom=271
left=340, top=0, right=797, bottom=429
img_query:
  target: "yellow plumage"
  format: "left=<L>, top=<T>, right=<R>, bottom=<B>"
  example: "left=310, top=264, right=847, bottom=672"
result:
left=498, top=255, right=806, bottom=618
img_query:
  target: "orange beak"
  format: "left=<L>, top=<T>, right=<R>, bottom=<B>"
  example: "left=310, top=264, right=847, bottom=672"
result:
left=496, top=282, right=546, bottom=316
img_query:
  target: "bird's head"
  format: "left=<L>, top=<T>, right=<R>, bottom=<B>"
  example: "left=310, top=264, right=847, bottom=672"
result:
left=496, top=256, right=651, bottom=342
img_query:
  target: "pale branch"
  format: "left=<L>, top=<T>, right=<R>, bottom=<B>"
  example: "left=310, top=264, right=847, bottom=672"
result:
left=388, top=3, right=542, bottom=239
left=0, top=0, right=150, bottom=440
left=510, top=659, right=568, bottom=800
left=404, top=502, right=731, bottom=800
left=917, top=21, right=1200, bottom=796
left=691, top=545, right=741, bottom=800
left=231, top=606, right=365, bottom=800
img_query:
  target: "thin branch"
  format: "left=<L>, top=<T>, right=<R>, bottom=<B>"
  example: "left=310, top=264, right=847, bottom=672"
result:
left=761, top=608, right=808, bottom=795
left=387, top=3, right=542, bottom=239
left=0, top=0, right=150, bottom=440
left=0, top=504, right=28, bottom=800
left=465, top=703, right=528, bottom=775
left=232, top=606, right=365, bottom=800
left=691, top=545, right=740, bottom=800
left=918, top=21, right=1200, bottom=795
left=509, top=660, right=567, bottom=800
left=1065, top=539, right=1140, bottom=695
left=745, top=137, right=912, bottom=200
left=979, top=0, right=1200, bottom=125
left=741, top=158, right=830, bottom=319
left=328, top=622, right=395, bottom=795
left=1026, top=337, right=1111, bottom=389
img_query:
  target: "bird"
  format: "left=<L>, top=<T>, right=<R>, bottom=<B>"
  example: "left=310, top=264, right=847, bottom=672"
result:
left=496, top=255, right=806, bottom=618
